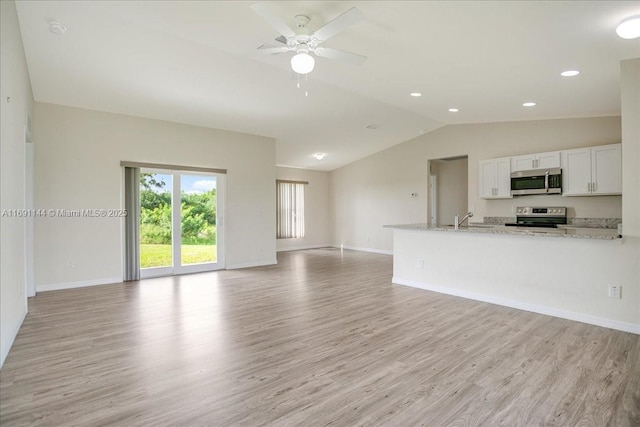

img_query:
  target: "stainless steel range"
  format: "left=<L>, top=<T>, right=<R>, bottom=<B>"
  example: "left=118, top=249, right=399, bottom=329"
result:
left=505, top=206, right=567, bottom=228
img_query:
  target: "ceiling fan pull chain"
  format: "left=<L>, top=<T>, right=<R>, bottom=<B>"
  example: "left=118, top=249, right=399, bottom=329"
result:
left=305, top=74, right=309, bottom=97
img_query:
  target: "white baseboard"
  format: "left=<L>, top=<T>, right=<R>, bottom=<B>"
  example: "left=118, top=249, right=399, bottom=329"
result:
left=393, top=277, right=640, bottom=335
left=226, top=259, right=277, bottom=270
left=277, top=244, right=333, bottom=253
left=37, top=277, right=123, bottom=293
left=341, top=245, right=393, bottom=256
left=0, top=309, right=26, bottom=368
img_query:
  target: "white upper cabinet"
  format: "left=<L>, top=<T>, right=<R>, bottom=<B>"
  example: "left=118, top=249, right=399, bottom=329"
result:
left=479, top=157, right=512, bottom=199
left=479, top=160, right=496, bottom=199
left=536, top=151, right=562, bottom=169
left=510, top=151, right=560, bottom=172
left=510, top=155, right=536, bottom=172
left=495, top=158, right=512, bottom=198
left=561, top=148, right=591, bottom=195
left=591, top=144, right=622, bottom=195
left=561, top=144, right=621, bottom=196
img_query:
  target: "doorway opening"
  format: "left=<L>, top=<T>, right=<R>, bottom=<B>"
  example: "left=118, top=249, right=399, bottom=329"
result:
left=428, top=156, right=469, bottom=226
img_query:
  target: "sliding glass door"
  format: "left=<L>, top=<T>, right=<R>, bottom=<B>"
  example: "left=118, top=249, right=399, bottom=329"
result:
left=140, top=169, right=224, bottom=278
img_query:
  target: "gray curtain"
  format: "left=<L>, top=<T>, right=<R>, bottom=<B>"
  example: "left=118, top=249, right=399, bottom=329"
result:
left=124, top=167, right=140, bottom=281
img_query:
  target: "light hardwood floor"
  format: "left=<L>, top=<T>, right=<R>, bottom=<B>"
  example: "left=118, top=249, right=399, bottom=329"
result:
left=1, top=249, right=639, bottom=426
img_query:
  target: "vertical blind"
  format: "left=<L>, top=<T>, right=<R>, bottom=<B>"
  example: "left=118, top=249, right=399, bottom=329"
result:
left=276, top=180, right=306, bottom=239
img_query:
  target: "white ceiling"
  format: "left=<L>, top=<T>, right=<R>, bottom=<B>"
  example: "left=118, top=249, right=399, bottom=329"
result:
left=15, top=1, right=640, bottom=171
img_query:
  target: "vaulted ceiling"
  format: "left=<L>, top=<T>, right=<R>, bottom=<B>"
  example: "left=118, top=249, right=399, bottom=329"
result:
left=15, top=1, right=640, bottom=170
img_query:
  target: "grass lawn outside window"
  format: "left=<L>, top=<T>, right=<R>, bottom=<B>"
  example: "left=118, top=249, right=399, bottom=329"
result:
left=140, top=244, right=216, bottom=268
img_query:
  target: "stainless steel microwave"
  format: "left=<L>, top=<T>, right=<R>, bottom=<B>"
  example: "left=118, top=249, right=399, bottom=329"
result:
left=511, top=168, right=562, bottom=196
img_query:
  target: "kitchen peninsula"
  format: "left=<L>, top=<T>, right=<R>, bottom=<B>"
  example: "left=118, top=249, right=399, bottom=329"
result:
left=388, top=223, right=621, bottom=240
left=385, top=223, right=639, bottom=334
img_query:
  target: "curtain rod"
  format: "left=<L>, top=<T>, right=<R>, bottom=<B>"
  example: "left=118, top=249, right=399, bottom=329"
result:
left=120, top=161, right=227, bottom=174
left=276, top=179, right=309, bottom=185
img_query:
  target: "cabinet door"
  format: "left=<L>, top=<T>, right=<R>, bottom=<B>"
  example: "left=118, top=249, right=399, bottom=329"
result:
left=561, top=148, right=591, bottom=195
left=536, top=151, right=561, bottom=169
left=591, top=144, right=622, bottom=195
left=495, top=158, right=513, bottom=198
left=479, top=160, right=497, bottom=199
left=510, top=155, right=536, bottom=172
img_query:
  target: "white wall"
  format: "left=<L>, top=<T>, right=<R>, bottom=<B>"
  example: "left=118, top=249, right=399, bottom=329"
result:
left=330, top=141, right=429, bottom=254
left=276, top=167, right=331, bottom=252
left=34, top=103, right=276, bottom=290
left=621, top=58, right=640, bottom=238
left=0, top=0, right=33, bottom=367
left=331, top=116, right=622, bottom=253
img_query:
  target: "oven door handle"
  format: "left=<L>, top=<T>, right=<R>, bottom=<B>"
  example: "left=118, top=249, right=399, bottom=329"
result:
left=545, top=170, right=549, bottom=193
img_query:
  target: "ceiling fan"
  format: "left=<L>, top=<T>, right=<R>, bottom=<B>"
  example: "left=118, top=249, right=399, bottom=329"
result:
left=251, top=3, right=367, bottom=75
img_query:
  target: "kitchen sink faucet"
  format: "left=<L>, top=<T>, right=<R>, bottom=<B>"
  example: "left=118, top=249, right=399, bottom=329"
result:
left=454, top=212, right=474, bottom=230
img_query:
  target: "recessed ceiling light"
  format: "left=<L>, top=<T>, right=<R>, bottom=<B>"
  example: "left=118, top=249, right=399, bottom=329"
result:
left=561, top=70, right=580, bottom=77
left=616, top=15, right=640, bottom=39
left=313, top=153, right=326, bottom=160
left=49, top=21, right=68, bottom=35
left=522, top=102, right=536, bottom=107
left=410, top=92, right=422, bottom=97
left=448, top=108, right=459, bottom=112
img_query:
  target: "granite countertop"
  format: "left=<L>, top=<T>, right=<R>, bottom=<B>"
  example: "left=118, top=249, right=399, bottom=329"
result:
left=383, top=223, right=622, bottom=240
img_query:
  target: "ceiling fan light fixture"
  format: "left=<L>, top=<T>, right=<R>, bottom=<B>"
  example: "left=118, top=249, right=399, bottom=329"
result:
left=291, top=52, right=315, bottom=75
left=616, top=15, right=640, bottom=39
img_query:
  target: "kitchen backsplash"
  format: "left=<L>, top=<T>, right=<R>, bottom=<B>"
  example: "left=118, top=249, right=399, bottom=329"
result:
left=566, top=217, right=622, bottom=229
left=482, top=216, right=621, bottom=229
left=483, top=216, right=515, bottom=225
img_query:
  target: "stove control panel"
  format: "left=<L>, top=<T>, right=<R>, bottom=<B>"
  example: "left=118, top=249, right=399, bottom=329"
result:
left=516, top=207, right=566, bottom=217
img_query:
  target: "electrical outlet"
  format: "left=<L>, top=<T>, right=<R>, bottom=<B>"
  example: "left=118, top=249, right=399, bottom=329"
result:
left=417, top=259, right=424, bottom=269
left=608, top=285, right=621, bottom=299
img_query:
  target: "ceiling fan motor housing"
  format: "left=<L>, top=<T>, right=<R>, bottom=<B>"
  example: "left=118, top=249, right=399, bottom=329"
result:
left=287, top=35, right=318, bottom=54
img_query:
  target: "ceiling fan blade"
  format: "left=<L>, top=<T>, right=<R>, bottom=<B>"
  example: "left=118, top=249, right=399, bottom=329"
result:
left=251, top=3, right=296, bottom=38
left=315, top=47, right=367, bottom=65
left=312, top=7, right=364, bottom=42
left=256, top=46, right=290, bottom=55
left=275, top=35, right=287, bottom=45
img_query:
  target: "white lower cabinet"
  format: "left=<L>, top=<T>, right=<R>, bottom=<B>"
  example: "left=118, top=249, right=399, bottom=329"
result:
left=479, top=157, right=512, bottom=199
left=561, top=144, right=621, bottom=196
